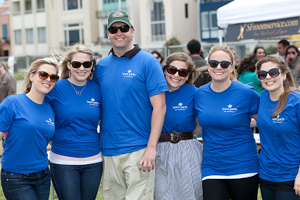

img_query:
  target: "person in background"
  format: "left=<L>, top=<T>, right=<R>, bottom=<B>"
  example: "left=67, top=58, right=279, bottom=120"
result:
left=237, top=53, right=263, bottom=95
left=285, top=45, right=300, bottom=88
left=151, top=50, right=164, bottom=64
left=155, top=52, right=203, bottom=200
left=187, top=39, right=208, bottom=88
left=229, top=47, right=240, bottom=69
left=93, top=10, right=168, bottom=200
left=256, top=55, right=300, bottom=200
left=253, top=46, right=266, bottom=60
left=0, top=63, right=16, bottom=103
left=195, top=45, right=260, bottom=200
left=277, top=39, right=290, bottom=62
left=46, top=44, right=102, bottom=200
left=0, top=57, right=59, bottom=200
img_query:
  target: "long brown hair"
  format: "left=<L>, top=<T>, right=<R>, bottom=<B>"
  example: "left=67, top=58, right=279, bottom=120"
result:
left=256, top=55, right=297, bottom=118
left=162, top=52, right=198, bottom=85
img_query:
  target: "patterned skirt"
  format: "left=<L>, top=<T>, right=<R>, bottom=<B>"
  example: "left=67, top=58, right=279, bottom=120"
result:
left=154, top=138, right=203, bottom=200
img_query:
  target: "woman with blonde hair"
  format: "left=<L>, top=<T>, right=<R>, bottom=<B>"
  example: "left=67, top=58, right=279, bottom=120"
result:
left=195, top=45, right=260, bottom=200
left=155, top=52, right=203, bottom=200
left=46, top=44, right=102, bottom=200
left=0, top=57, right=59, bottom=200
left=256, top=55, right=300, bottom=200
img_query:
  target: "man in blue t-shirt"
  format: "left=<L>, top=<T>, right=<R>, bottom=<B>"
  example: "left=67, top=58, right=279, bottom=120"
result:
left=93, top=10, right=168, bottom=200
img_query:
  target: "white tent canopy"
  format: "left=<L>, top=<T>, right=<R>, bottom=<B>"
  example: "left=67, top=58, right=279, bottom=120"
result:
left=217, top=0, right=300, bottom=28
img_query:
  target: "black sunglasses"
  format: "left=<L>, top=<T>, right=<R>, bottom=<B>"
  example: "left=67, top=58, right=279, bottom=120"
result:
left=287, top=51, right=296, bottom=55
left=108, top=25, right=131, bottom=34
left=71, top=61, right=92, bottom=68
left=36, top=71, right=59, bottom=83
left=257, top=68, right=282, bottom=80
left=166, top=65, right=189, bottom=77
left=209, top=60, right=232, bottom=69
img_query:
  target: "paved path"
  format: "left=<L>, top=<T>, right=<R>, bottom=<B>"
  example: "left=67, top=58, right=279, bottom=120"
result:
left=17, top=80, right=24, bottom=94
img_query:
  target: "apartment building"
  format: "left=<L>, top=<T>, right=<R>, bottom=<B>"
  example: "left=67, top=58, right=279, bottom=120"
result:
left=10, top=0, right=99, bottom=56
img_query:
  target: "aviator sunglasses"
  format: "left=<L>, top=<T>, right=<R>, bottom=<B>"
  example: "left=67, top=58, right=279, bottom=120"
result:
left=209, top=60, right=232, bottom=69
left=257, top=68, right=282, bottom=80
left=36, top=71, right=59, bottom=83
left=166, top=65, right=189, bottom=77
left=108, top=25, right=131, bottom=34
left=71, top=61, right=92, bottom=68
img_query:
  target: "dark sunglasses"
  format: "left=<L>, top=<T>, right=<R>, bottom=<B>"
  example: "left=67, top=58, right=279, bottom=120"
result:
left=166, top=65, right=189, bottom=77
left=108, top=25, right=131, bottom=34
left=36, top=71, right=59, bottom=83
left=287, top=51, right=296, bottom=55
left=257, top=68, right=282, bottom=80
left=208, top=60, right=232, bottom=69
left=71, top=61, right=92, bottom=68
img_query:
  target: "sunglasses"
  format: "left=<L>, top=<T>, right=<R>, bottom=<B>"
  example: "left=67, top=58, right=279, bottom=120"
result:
left=257, top=68, right=282, bottom=80
left=108, top=25, right=131, bottom=34
left=71, top=61, right=92, bottom=68
left=209, top=60, right=232, bottom=69
left=166, top=65, right=189, bottom=77
left=36, top=71, right=59, bottom=83
left=287, top=51, right=296, bottom=55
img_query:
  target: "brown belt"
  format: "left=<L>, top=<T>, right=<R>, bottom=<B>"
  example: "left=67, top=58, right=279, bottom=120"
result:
left=159, top=131, right=194, bottom=143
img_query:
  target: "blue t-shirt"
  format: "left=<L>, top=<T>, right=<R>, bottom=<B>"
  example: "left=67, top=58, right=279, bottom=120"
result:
left=0, top=94, right=55, bottom=174
left=45, top=79, right=101, bottom=158
left=257, top=90, right=300, bottom=182
left=162, top=84, right=196, bottom=133
left=195, top=81, right=260, bottom=178
left=93, top=50, right=168, bottom=156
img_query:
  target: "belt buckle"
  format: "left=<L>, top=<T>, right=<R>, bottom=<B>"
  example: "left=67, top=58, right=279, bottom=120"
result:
left=170, top=131, right=180, bottom=143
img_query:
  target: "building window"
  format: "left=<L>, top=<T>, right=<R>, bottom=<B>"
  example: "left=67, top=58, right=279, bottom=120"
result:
left=201, top=11, right=218, bottom=40
left=2, top=24, right=7, bottom=40
left=15, top=30, right=22, bottom=45
left=37, top=0, right=45, bottom=12
left=38, top=27, right=46, bottom=43
left=12, top=1, right=21, bottom=15
left=26, top=29, right=34, bottom=44
left=64, top=23, right=84, bottom=46
left=151, top=0, right=165, bottom=42
left=63, top=0, right=82, bottom=11
left=25, top=0, right=32, bottom=14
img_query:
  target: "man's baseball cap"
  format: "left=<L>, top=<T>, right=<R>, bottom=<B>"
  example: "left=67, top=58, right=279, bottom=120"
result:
left=107, top=10, right=133, bottom=28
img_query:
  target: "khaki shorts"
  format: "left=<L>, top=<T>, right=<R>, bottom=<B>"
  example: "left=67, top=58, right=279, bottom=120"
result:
left=102, top=148, right=155, bottom=200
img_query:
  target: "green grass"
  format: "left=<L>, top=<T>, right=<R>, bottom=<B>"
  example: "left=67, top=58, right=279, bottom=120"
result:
left=14, top=71, right=26, bottom=80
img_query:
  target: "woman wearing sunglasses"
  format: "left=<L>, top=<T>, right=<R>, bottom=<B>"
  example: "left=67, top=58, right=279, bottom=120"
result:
left=285, top=45, right=300, bottom=88
left=45, top=44, right=102, bottom=200
left=256, top=55, right=300, bottom=200
left=154, top=52, right=203, bottom=200
left=0, top=57, right=59, bottom=200
left=195, top=45, right=260, bottom=200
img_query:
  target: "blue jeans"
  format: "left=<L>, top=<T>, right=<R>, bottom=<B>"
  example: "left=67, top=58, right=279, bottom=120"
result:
left=260, top=185, right=300, bottom=200
left=1, top=168, right=51, bottom=200
left=50, top=162, right=103, bottom=200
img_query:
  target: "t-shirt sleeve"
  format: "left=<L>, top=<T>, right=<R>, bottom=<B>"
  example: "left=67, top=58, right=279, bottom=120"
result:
left=0, top=98, right=15, bottom=133
left=45, top=88, right=55, bottom=106
left=92, top=63, right=100, bottom=83
left=145, top=59, right=168, bottom=97
left=248, top=88, right=260, bottom=115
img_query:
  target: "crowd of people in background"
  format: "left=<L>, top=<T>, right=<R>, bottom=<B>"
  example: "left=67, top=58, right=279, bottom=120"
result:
left=1, top=9, right=300, bottom=200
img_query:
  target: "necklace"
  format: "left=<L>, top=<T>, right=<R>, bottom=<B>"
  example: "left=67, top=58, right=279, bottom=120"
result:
left=69, top=81, right=86, bottom=96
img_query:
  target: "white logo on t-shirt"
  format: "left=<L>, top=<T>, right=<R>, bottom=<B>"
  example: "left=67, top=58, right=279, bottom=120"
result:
left=222, top=104, right=238, bottom=113
left=172, top=102, right=187, bottom=111
left=272, top=115, right=285, bottom=123
left=46, top=118, right=54, bottom=126
left=86, top=98, right=99, bottom=106
left=122, top=69, right=136, bottom=78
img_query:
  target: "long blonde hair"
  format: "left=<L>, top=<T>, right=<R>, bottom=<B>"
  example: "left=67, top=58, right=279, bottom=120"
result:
left=23, top=57, right=59, bottom=93
left=60, top=44, right=97, bottom=80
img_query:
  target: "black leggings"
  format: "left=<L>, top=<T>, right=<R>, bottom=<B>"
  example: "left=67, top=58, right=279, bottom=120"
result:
left=202, top=174, right=259, bottom=200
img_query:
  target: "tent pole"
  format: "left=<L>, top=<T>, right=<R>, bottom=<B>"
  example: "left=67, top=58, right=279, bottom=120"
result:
left=218, top=27, right=223, bottom=45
